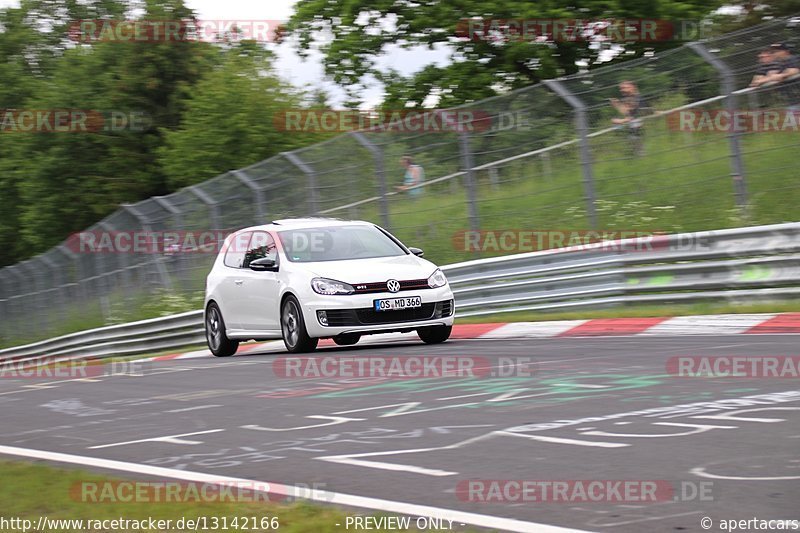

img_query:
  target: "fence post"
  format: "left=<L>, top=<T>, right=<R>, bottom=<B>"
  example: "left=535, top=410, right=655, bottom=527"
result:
left=187, top=186, right=221, bottom=230
left=349, top=132, right=391, bottom=230
left=0, top=270, right=10, bottom=342
left=16, top=260, right=46, bottom=333
left=543, top=79, right=598, bottom=229
left=57, top=244, right=80, bottom=324
left=97, top=220, right=131, bottom=304
left=37, top=254, right=62, bottom=334
left=154, top=194, right=194, bottom=290
left=122, top=204, right=172, bottom=290
left=688, top=42, right=748, bottom=210
left=233, top=170, right=267, bottom=222
left=5, top=265, right=27, bottom=338
left=282, top=151, right=319, bottom=215
left=458, top=130, right=481, bottom=235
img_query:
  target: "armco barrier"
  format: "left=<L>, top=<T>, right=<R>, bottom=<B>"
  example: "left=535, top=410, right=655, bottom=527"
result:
left=1, top=222, right=798, bottom=363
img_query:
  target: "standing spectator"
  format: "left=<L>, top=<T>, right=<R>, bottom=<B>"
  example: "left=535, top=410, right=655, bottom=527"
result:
left=396, top=155, right=425, bottom=197
left=610, top=81, right=645, bottom=156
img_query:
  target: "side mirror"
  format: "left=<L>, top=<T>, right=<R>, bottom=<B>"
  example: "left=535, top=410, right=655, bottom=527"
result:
left=249, top=257, right=278, bottom=272
left=408, top=247, right=424, bottom=257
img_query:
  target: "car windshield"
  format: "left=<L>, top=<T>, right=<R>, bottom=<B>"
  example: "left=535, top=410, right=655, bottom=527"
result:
left=278, top=225, right=406, bottom=262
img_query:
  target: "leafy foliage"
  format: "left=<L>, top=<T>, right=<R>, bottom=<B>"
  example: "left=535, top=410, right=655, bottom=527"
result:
left=286, top=0, right=728, bottom=107
left=0, top=0, right=326, bottom=266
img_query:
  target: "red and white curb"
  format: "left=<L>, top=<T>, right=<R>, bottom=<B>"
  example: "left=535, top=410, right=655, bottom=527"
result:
left=147, top=313, right=800, bottom=362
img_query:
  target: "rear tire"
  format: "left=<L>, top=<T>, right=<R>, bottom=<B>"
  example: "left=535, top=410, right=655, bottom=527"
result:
left=418, top=325, right=452, bottom=344
left=281, top=296, right=318, bottom=353
left=333, top=333, right=361, bottom=346
left=206, top=303, right=239, bottom=357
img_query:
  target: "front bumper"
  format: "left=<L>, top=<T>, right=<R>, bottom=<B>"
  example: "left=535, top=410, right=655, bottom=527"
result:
left=301, top=286, right=455, bottom=338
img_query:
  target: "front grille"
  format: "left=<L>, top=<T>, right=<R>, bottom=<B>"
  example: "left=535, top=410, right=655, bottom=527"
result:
left=353, top=279, right=430, bottom=294
left=356, top=304, right=436, bottom=324
left=321, top=301, right=452, bottom=327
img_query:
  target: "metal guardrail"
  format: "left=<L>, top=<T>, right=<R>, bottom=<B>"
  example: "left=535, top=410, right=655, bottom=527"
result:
left=0, top=311, right=204, bottom=365
left=447, top=222, right=800, bottom=316
left=1, top=222, right=798, bottom=363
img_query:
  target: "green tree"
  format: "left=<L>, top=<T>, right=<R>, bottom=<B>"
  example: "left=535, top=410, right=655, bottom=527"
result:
left=158, top=41, right=327, bottom=189
left=4, top=0, right=215, bottom=257
left=286, top=0, right=726, bottom=107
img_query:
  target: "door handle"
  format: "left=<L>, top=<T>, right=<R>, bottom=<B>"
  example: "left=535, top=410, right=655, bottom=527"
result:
left=234, top=280, right=244, bottom=285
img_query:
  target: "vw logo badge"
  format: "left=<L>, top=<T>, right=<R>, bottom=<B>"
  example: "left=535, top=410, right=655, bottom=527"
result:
left=386, top=279, right=401, bottom=293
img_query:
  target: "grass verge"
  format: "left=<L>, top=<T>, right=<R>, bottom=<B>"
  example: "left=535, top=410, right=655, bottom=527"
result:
left=0, top=460, right=460, bottom=533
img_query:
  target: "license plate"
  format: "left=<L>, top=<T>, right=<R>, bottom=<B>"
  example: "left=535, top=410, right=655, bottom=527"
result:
left=374, top=296, right=422, bottom=311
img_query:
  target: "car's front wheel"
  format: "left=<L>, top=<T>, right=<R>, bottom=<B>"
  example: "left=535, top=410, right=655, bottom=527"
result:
left=206, top=303, right=239, bottom=357
left=418, top=325, right=452, bottom=344
left=281, top=296, right=318, bottom=353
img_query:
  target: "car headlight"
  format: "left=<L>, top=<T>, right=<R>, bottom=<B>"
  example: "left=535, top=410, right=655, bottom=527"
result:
left=427, top=268, right=447, bottom=288
left=311, top=277, right=355, bottom=295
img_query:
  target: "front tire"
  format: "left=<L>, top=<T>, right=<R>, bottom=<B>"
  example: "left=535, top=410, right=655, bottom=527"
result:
left=418, top=325, right=452, bottom=344
left=281, top=296, right=318, bottom=353
left=206, top=303, right=239, bottom=357
left=333, top=333, right=361, bottom=346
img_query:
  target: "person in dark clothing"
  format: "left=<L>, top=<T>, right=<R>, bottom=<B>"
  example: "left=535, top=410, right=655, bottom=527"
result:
left=610, top=81, right=643, bottom=124
left=766, top=43, right=800, bottom=84
left=750, top=48, right=781, bottom=88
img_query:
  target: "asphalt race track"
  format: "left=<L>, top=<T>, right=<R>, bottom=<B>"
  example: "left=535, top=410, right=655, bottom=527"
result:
left=1, top=335, right=799, bottom=532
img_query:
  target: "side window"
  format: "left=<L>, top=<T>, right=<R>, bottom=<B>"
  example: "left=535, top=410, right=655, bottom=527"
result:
left=243, top=231, right=278, bottom=268
left=223, top=231, right=251, bottom=268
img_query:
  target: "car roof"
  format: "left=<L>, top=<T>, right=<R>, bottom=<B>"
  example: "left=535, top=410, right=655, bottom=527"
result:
left=235, top=217, right=375, bottom=233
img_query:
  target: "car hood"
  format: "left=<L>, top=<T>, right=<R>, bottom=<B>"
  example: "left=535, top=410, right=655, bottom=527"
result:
left=301, top=255, right=438, bottom=283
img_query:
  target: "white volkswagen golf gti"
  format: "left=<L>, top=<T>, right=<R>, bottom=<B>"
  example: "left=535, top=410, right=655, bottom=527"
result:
left=204, top=218, right=455, bottom=355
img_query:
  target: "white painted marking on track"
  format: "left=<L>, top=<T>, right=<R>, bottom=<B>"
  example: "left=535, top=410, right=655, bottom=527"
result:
left=317, top=433, right=496, bottom=476
left=0, top=444, right=585, bottom=533
left=579, top=422, right=737, bottom=438
left=495, top=431, right=630, bottom=448
left=690, top=466, right=800, bottom=481
left=242, top=415, right=365, bottom=432
left=478, top=321, right=589, bottom=338
left=88, top=429, right=225, bottom=449
left=166, top=405, right=223, bottom=413
left=549, top=383, right=610, bottom=389
left=638, top=314, right=775, bottom=336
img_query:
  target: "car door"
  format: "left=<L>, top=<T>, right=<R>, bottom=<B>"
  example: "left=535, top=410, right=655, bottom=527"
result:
left=238, top=231, right=281, bottom=332
left=217, top=231, right=252, bottom=330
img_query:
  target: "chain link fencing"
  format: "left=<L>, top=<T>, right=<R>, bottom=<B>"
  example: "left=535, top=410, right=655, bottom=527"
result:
left=1, top=15, right=799, bottom=346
